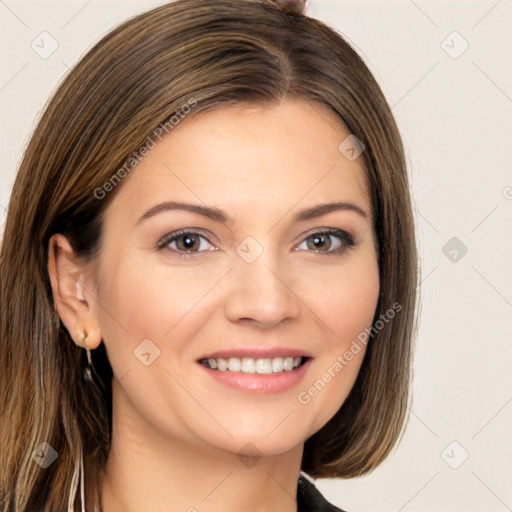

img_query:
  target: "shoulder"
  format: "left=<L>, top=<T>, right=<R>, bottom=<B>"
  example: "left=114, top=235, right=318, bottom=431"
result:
left=297, top=472, right=348, bottom=512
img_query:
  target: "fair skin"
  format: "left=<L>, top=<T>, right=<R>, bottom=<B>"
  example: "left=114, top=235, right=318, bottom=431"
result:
left=48, top=99, right=379, bottom=512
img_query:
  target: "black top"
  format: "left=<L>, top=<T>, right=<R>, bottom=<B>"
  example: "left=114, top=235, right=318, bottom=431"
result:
left=297, top=473, right=346, bottom=512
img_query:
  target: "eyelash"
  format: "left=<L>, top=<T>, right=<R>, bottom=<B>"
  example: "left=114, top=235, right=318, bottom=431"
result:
left=156, top=228, right=356, bottom=258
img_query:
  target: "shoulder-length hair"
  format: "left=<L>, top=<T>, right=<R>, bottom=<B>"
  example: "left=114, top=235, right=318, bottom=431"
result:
left=0, top=0, right=419, bottom=510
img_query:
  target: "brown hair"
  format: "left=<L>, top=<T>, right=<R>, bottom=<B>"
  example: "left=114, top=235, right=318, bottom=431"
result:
left=0, top=0, right=419, bottom=510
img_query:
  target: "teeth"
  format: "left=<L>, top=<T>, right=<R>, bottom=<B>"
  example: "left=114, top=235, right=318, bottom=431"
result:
left=202, top=356, right=304, bottom=373
left=241, top=358, right=256, bottom=373
left=272, top=358, right=284, bottom=372
left=228, top=357, right=241, bottom=371
left=216, top=358, right=228, bottom=371
left=256, top=358, right=272, bottom=374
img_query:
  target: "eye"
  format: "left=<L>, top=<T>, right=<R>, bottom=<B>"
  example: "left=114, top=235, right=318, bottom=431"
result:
left=296, top=228, right=355, bottom=255
left=157, top=229, right=216, bottom=256
left=157, top=227, right=355, bottom=258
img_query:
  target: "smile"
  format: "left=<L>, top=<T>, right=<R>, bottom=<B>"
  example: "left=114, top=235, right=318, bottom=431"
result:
left=199, top=356, right=308, bottom=374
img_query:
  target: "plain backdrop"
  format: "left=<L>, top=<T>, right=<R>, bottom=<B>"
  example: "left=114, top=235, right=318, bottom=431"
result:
left=1, top=1, right=511, bottom=511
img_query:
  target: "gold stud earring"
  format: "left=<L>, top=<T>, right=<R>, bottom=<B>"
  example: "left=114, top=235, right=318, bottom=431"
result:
left=74, top=329, right=87, bottom=348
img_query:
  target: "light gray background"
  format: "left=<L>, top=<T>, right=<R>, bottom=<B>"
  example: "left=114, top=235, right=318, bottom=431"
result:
left=1, top=1, right=511, bottom=511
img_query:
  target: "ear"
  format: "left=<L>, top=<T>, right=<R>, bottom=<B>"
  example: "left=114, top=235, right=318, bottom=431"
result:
left=47, top=233, right=102, bottom=350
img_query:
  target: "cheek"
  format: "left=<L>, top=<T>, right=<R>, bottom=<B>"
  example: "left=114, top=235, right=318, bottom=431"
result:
left=335, top=271, right=379, bottom=345
left=297, top=255, right=379, bottom=432
left=309, top=256, right=380, bottom=348
left=95, top=254, right=221, bottom=371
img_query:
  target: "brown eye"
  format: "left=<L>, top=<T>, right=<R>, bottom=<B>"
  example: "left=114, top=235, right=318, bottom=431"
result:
left=297, top=229, right=355, bottom=255
left=306, top=233, right=333, bottom=252
left=174, top=233, right=202, bottom=252
left=157, top=229, right=216, bottom=255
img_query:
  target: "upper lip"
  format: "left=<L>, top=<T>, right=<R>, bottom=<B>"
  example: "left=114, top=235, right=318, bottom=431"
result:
left=197, top=347, right=313, bottom=361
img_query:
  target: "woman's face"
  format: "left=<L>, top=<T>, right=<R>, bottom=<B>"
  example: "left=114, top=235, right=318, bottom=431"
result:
left=90, top=99, right=379, bottom=458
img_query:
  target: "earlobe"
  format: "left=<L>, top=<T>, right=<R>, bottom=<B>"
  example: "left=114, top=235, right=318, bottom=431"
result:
left=47, top=234, right=103, bottom=350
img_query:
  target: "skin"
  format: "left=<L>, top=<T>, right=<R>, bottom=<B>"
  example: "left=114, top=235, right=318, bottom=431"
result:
left=48, top=98, right=380, bottom=512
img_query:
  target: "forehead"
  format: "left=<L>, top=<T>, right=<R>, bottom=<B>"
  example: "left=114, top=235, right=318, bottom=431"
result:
left=105, top=99, right=371, bottom=222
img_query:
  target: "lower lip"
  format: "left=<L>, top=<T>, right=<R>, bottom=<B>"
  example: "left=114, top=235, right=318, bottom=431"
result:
left=197, top=358, right=312, bottom=394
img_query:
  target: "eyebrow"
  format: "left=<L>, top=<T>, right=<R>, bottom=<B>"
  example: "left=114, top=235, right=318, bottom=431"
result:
left=135, top=200, right=369, bottom=227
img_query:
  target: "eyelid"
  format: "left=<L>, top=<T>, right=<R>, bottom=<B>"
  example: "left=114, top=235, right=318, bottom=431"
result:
left=298, top=227, right=355, bottom=246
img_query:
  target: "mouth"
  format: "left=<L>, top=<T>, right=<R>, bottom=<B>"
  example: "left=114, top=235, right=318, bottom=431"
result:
left=198, top=356, right=311, bottom=374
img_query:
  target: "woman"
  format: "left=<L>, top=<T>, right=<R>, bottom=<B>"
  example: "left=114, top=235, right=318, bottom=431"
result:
left=0, top=0, right=419, bottom=510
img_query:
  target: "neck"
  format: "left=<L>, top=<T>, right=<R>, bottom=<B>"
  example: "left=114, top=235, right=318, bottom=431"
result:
left=93, top=381, right=304, bottom=512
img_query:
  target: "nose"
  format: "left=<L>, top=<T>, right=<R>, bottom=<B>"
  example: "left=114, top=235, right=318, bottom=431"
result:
left=223, top=250, right=301, bottom=329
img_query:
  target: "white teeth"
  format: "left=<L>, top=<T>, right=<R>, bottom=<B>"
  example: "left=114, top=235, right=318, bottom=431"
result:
left=272, top=358, right=284, bottom=372
left=202, top=356, right=304, bottom=373
left=217, top=358, right=228, bottom=371
left=283, top=357, right=294, bottom=371
left=228, top=357, right=241, bottom=372
left=255, top=358, right=272, bottom=374
left=241, top=358, right=256, bottom=373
